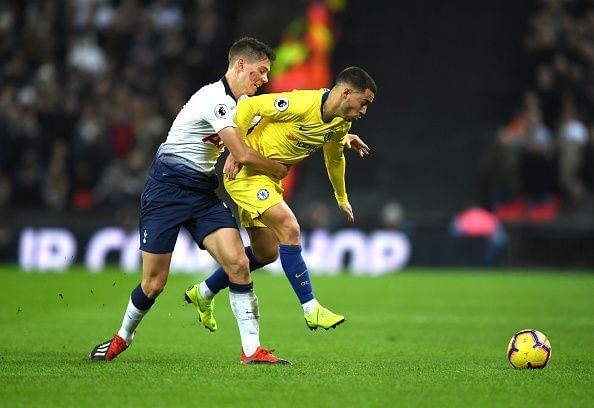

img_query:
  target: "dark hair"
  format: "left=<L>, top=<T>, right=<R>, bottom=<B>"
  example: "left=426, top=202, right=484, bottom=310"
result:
left=228, top=37, right=276, bottom=64
left=336, top=67, right=377, bottom=94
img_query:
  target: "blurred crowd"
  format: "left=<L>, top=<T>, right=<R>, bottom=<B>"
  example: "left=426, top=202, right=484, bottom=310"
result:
left=481, top=0, right=594, bottom=222
left=3, top=0, right=594, bottom=223
left=0, top=0, right=234, bottom=211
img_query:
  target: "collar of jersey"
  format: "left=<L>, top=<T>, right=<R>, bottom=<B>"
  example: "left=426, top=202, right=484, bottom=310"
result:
left=220, top=76, right=237, bottom=102
left=320, top=89, right=330, bottom=122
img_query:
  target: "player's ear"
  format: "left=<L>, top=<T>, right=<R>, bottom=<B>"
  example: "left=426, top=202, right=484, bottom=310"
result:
left=237, top=58, right=245, bottom=71
left=342, top=87, right=352, bottom=98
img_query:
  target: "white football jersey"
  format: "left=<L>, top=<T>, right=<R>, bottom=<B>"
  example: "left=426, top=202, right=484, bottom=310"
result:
left=157, top=77, right=238, bottom=175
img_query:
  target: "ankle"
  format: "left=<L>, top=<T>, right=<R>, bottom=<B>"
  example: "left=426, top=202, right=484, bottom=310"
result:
left=302, top=298, right=319, bottom=315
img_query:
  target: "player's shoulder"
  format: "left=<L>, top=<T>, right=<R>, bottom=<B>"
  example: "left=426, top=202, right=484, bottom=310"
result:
left=287, top=88, right=325, bottom=99
left=194, top=80, right=227, bottom=101
left=262, top=88, right=323, bottom=102
left=275, top=89, right=324, bottom=111
left=187, top=80, right=235, bottom=116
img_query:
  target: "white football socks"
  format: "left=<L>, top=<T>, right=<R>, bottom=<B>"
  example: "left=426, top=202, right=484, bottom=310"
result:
left=199, top=281, right=215, bottom=301
left=117, top=298, right=148, bottom=344
left=229, top=290, right=260, bottom=357
left=302, top=298, right=319, bottom=315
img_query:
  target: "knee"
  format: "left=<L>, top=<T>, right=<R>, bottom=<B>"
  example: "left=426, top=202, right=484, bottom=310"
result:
left=141, top=276, right=167, bottom=299
left=141, top=252, right=171, bottom=299
left=223, top=255, right=250, bottom=283
left=253, top=246, right=278, bottom=264
left=279, top=219, right=301, bottom=244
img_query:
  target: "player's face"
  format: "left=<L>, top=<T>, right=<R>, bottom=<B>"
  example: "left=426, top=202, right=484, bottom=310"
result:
left=340, top=88, right=375, bottom=122
left=239, top=58, right=271, bottom=96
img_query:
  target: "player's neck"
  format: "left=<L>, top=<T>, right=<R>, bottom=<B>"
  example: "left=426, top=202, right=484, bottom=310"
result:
left=224, top=72, right=242, bottom=100
left=322, top=89, right=341, bottom=122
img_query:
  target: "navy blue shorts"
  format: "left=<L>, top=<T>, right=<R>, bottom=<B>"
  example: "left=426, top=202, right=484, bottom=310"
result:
left=139, top=176, right=237, bottom=253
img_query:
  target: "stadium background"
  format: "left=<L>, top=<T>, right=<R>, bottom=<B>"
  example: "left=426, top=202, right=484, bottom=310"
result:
left=1, top=0, right=593, bottom=271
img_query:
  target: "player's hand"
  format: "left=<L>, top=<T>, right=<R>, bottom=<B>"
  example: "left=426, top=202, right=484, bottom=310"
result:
left=345, top=134, right=370, bottom=157
left=273, top=163, right=291, bottom=179
left=339, top=202, right=355, bottom=223
left=223, top=154, right=242, bottom=180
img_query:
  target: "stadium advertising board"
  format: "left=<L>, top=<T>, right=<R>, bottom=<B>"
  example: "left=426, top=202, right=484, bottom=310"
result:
left=17, top=227, right=411, bottom=275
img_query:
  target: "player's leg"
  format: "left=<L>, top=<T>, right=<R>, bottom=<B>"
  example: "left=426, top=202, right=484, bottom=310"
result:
left=185, top=199, right=279, bottom=331
left=183, top=197, right=289, bottom=364
left=183, top=200, right=259, bottom=332
left=247, top=226, right=280, bottom=263
left=90, top=176, right=182, bottom=361
left=260, top=202, right=345, bottom=330
left=192, top=226, right=278, bottom=306
left=202, top=227, right=251, bottom=285
left=202, top=227, right=290, bottom=364
left=90, top=255, right=175, bottom=362
left=119, top=251, right=171, bottom=340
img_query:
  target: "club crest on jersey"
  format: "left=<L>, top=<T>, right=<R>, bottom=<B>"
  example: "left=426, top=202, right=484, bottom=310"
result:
left=257, top=188, right=270, bottom=201
left=214, top=104, right=229, bottom=118
left=274, top=97, right=289, bottom=112
left=324, top=132, right=334, bottom=142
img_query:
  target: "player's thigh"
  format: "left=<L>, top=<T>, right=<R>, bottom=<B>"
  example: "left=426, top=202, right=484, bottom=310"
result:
left=224, top=173, right=283, bottom=226
left=259, top=202, right=301, bottom=244
left=202, top=227, right=249, bottom=278
left=139, top=177, right=188, bottom=253
left=183, top=194, right=238, bottom=250
left=246, top=227, right=279, bottom=263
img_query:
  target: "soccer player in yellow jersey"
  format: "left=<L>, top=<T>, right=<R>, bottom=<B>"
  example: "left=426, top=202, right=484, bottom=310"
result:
left=185, top=67, right=375, bottom=331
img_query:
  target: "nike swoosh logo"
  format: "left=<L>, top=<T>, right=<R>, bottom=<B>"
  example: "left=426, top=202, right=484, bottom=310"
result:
left=295, top=271, right=307, bottom=278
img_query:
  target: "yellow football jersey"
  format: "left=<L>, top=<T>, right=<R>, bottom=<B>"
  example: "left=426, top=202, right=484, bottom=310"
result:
left=235, top=89, right=352, bottom=204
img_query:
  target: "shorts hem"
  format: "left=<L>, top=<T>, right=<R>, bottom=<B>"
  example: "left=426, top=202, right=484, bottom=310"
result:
left=199, top=224, right=239, bottom=249
left=139, top=247, right=175, bottom=254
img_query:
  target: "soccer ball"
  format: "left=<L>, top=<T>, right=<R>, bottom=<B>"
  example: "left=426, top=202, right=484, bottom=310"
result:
left=507, top=329, right=551, bottom=369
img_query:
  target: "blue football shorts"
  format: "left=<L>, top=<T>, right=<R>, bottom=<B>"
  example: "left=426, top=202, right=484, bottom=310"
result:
left=138, top=176, right=237, bottom=253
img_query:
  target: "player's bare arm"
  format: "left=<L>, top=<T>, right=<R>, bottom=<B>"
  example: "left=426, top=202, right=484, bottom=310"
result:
left=218, top=126, right=288, bottom=179
left=223, top=153, right=291, bottom=180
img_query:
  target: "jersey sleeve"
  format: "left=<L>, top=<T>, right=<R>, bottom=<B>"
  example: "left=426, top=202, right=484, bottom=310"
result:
left=323, top=137, right=349, bottom=205
left=332, top=123, right=351, bottom=146
left=203, top=100, right=237, bottom=134
left=235, top=92, right=305, bottom=136
left=236, top=95, right=261, bottom=130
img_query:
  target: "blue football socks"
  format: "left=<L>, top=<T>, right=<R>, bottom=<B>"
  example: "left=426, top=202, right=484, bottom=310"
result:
left=279, top=244, right=314, bottom=304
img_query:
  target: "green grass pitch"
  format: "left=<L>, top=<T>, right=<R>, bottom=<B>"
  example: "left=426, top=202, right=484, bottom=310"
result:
left=1, top=266, right=593, bottom=407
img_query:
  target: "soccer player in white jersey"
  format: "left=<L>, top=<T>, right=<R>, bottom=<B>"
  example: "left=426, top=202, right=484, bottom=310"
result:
left=89, top=37, right=292, bottom=365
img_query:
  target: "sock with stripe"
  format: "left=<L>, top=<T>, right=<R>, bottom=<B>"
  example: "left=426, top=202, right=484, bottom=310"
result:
left=229, top=281, right=260, bottom=357
left=117, top=283, right=154, bottom=343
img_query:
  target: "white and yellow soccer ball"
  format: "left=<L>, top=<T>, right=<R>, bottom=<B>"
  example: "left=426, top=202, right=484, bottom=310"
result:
left=507, top=329, right=552, bottom=369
